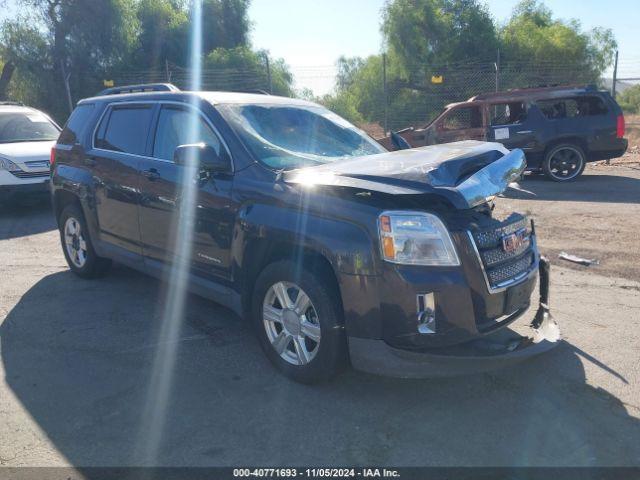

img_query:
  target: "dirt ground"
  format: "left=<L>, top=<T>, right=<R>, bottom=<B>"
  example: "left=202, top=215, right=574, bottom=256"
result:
left=0, top=164, right=639, bottom=468
left=499, top=160, right=640, bottom=283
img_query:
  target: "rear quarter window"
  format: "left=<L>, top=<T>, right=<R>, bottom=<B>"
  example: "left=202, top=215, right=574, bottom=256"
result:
left=58, top=104, right=95, bottom=145
left=95, top=105, right=153, bottom=155
left=537, top=96, right=608, bottom=119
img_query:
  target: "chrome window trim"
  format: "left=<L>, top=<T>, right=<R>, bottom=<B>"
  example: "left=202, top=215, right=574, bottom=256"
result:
left=90, top=99, right=235, bottom=172
left=466, top=230, right=539, bottom=294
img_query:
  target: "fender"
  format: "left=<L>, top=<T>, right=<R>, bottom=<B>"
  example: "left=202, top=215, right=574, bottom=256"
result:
left=234, top=201, right=384, bottom=338
left=235, top=202, right=379, bottom=277
left=51, top=163, right=102, bottom=252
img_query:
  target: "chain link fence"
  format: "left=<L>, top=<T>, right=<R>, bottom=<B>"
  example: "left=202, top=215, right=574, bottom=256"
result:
left=101, top=56, right=633, bottom=141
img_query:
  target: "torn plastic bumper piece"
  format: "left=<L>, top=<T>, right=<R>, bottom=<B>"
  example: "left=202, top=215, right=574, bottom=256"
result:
left=348, top=256, right=561, bottom=378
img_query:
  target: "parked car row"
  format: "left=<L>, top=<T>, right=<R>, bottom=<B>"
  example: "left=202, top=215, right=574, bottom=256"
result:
left=47, top=83, right=560, bottom=383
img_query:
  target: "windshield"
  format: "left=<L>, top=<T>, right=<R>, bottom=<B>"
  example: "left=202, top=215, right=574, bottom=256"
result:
left=0, top=111, right=60, bottom=143
left=219, top=103, right=386, bottom=170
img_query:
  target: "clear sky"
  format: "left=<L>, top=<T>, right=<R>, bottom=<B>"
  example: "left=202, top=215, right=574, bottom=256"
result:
left=250, top=0, right=640, bottom=93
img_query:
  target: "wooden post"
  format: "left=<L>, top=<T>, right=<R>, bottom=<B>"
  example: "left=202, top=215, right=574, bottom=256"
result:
left=383, top=53, right=388, bottom=134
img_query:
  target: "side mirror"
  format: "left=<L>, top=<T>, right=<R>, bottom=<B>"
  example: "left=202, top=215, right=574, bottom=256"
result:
left=391, top=131, right=412, bottom=150
left=173, top=143, right=230, bottom=173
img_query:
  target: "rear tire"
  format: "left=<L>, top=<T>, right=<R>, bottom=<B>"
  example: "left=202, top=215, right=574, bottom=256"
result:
left=543, top=143, right=586, bottom=182
left=252, top=260, right=347, bottom=383
left=59, top=204, right=111, bottom=278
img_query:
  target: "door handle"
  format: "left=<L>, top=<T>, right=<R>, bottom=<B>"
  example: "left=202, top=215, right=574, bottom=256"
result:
left=516, top=130, right=533, bottom=134
left=84, top=157, right=96, bottom=166
left=142, top=168, right=161, bottom=181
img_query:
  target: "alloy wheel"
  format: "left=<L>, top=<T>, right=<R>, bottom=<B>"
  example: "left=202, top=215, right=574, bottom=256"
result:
left=64, top=217, right=88, bottom=268
left=548, top=147, right=583, bottom=180
left=263, top=281, right=321, bottom=366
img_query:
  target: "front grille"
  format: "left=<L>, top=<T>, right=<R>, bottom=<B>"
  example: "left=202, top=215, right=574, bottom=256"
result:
left=10, top=170, right=49, bottom=179
left=25, top=160, right=50, bottom=169
left=470, top=214, right=536, bottom=290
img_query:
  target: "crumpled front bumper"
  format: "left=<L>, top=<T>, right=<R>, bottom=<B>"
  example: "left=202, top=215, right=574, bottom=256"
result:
left=348, top=257, right=560, bottom=378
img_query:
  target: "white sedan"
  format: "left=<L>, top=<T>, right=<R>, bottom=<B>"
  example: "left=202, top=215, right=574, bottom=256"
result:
left=0, top=103, right=60, bottom=203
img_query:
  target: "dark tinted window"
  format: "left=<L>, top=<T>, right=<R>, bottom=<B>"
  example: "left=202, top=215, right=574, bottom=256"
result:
left=152, top=106, right=222, bottom=161
left=537, top=96, right=608, bottom=119
left=95, top=105, right=153, bottom=155
left=59, top=104, right=94, bottom=145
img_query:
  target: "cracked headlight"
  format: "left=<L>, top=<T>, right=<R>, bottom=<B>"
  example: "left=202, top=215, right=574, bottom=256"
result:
left=0, top=157, right=19, bottom=172
left=378, top=211, right=460, bottom=266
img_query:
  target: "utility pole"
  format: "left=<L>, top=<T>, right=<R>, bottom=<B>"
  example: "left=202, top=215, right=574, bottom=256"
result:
left=612, top=50, right=619, bottom=99
left=265, top=55, right=272, bottom=94
left=383, top=53, right=388, bottom=134
left=60, top=60, right=73, bottom=115
left=495, top=48, right=500, bottom=92
left=165, top=59, right=171, bottom=83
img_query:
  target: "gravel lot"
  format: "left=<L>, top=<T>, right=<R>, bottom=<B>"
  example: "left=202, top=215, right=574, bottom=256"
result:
left=1, top=164, right=639, bottom=467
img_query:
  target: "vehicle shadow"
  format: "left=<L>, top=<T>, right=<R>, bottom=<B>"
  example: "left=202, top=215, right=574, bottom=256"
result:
left=1, top=269, right=639, bottom=467
left=506, top=172, right=640, bottom=204
left=0, top=197, right=56, bottom=239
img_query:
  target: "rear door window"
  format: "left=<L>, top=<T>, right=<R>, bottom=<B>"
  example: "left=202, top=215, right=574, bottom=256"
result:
left=95, top=105, right=153, bottom=155
left=59, top=104, right=94, bottom=145
left=441, top=106, right=482, bottom=130
left=489, top=102, right=527, bottom=125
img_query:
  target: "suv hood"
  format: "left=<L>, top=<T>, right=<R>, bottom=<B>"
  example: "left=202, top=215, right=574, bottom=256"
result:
left=284, top=141, right=526, bottom=209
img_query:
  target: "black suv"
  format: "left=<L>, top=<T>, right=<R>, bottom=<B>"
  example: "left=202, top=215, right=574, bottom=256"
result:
left=51, top=84, right=560, bottom=382
left=381, top=85, right=628, bottom=181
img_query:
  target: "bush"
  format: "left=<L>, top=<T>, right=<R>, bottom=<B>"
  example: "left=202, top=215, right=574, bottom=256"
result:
left=618, top=84, right=640, bottom=114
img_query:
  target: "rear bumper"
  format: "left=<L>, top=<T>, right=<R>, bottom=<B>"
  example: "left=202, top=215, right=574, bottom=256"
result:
left=348, top=257, right=560, bottom=378
left=587, top=138, right=628, bottom=162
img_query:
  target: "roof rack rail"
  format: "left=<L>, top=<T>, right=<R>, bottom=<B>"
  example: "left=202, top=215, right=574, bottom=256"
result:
left=469, top=84, right=594, bottom=101
left=0, top=101, right=24, bottom=106
left=98, top=83, right=180, bottom=96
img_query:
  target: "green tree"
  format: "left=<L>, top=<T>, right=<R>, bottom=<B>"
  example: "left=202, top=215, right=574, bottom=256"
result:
left=618, top=85, right=640, bottom=114
left=133, top=0, right=189, bottom=69
left=1, top=0, right=137, bottom=120
left=382, top=0, right=498, bottom=81
left=499, top=0, right=617, bottom=86
left=0, top=0, right=295, bottom=121
left=323, top=0, right=618, bottom=133
left=203, top=46, right=293, bottom=96
left=201, top=0, right=250, bottom=51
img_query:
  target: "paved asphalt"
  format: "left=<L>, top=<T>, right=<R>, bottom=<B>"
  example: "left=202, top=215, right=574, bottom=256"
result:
left=1, top=169, right=639, bottom=467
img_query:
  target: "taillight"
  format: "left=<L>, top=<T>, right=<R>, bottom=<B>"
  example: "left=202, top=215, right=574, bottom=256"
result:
left=50, top=147, right=55, bottom=167
left=617, top=115, right=625, bottom=139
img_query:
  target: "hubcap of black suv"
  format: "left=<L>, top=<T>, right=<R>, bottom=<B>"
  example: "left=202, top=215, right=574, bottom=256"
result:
left=548, top=146, right=583, bottom=180
left=263, top=281, right=321, bottom=366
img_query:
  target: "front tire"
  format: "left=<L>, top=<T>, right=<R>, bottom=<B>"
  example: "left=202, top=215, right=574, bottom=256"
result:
left=543, top=144, right=586, bottom=182
left=59, top=204, right=111, bottom=278
left=252, top=260, right=347, bottom=383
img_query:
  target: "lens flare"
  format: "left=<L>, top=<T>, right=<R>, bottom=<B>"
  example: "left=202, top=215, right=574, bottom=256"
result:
left=136, top=0, right=203, bottom=465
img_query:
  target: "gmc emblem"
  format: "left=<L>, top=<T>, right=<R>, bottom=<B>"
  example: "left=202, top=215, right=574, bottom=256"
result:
left=501, top=228, right=528, bottom=254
